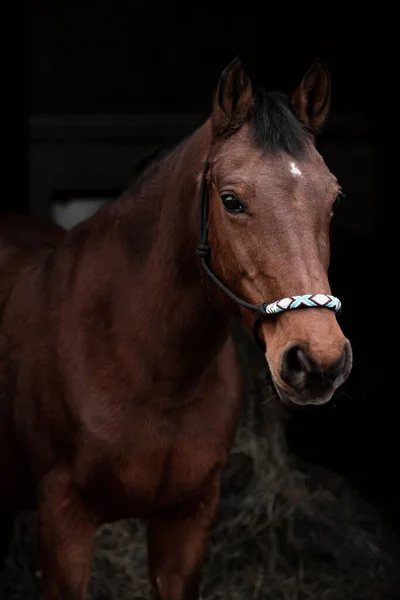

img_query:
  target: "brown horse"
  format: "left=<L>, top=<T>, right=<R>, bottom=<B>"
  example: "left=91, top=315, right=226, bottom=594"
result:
left=0, top=58, right=352, bottom=599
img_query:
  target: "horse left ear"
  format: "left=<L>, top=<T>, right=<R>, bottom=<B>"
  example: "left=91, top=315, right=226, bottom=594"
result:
left=212, top=57, right=253, bottom=137
left=290, top=59, right=331, bottom=136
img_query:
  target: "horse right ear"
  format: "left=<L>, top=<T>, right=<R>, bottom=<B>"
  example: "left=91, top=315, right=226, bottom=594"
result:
left=290, top=59, right=331, bottom=136
left=212, top=57, right=253, bottom=137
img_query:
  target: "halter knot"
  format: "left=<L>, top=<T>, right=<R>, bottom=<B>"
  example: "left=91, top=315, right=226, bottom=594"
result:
left=196, top=244, right=210, bottom=258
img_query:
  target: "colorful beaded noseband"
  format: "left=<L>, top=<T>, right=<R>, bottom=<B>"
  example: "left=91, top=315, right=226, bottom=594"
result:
left=195, top=161, right=342, bottom=345
left=264, top=294, right=341, bottom=315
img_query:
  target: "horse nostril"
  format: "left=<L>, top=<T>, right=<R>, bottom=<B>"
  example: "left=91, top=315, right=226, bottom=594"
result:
left=280, top=344, right=314, bottom=390
left=279, top=341, right=352, bottom=395
left=292, top=346, right=313, bottom=374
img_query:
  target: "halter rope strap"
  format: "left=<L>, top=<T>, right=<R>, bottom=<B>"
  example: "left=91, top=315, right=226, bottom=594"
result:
left=195, top=160, right=341, bottom=345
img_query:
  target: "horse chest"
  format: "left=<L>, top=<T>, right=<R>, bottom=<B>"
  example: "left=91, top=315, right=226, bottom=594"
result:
left=77, top=339, right=242, bottom=520
left=80, top=389, right=240, bottom=520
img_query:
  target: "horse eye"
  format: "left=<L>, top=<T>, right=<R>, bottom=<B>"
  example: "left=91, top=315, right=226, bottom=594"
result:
left=336, top=190, right=346, bottom=205
left=332, top=190, right=346, bottom=214
left=221, top=193, right=245, bottom=213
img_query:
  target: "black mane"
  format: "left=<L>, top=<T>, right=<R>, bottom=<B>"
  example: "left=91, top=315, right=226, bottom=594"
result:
left=125, top=145, right=173, bottom=196
left=249, top=90, right=309, bottom=157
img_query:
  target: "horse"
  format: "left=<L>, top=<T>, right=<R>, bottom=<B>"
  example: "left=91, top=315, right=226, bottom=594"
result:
left=0, top=57, right=352, bottom=599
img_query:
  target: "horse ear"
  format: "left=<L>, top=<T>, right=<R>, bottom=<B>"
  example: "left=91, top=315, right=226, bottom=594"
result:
left=290, top=59, right=331, bottom=136
left=212, top=57, right=253, bottom=137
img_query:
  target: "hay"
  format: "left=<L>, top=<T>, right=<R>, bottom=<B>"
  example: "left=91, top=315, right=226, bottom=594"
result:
left=1, top=326, right=399, bottom=600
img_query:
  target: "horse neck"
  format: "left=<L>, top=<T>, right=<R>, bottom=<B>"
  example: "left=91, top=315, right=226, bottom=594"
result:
left=108, top=121, right=231, bottom=367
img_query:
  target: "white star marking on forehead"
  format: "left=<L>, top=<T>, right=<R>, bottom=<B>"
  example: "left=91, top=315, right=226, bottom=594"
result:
left=289, top=161, right=302, bottom=177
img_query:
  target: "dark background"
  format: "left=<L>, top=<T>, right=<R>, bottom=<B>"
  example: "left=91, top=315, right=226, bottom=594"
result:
left=10, top=2, right=396, bottom=532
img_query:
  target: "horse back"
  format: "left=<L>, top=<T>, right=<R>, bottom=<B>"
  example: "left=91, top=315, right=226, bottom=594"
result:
left=0, top=213, right=65, bottom=301
left=0, top=213, right=65, bottom=260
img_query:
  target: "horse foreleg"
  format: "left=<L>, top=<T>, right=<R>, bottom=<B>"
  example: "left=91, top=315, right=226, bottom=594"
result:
left=37, top=468, right=96, bottom=600
left=147, top=472, right=220, bottom=600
